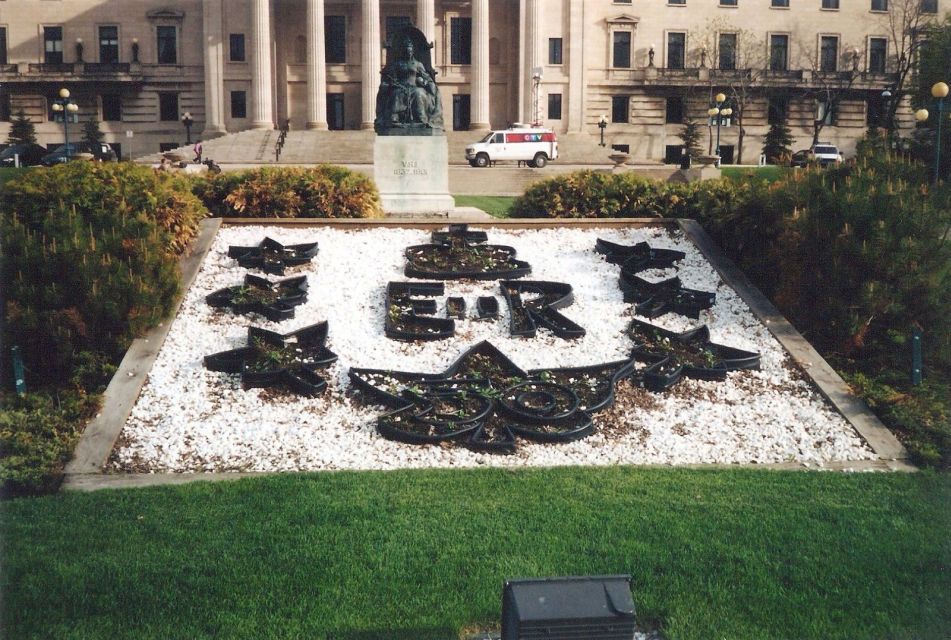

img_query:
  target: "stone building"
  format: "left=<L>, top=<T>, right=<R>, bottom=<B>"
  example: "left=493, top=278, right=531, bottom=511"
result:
left=0, top=0, right=943, bottom=162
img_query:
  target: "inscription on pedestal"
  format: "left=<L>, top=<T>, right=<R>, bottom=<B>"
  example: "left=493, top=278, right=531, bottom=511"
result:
left=395, top=160, right=429, bottom=177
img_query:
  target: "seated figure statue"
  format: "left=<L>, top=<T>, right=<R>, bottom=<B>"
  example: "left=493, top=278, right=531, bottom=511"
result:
left=374, top=27, right=445, bottom=135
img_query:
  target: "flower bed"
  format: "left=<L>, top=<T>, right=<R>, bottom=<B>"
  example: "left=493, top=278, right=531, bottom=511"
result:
left=111, top=225, right=875, bottom=472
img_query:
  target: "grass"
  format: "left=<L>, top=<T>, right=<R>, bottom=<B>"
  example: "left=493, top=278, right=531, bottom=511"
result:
left=721, top=165, right=789, bottom=183
left=3, top=468, right=949, bottom=640
left=452, top=195, right=515, bottom=218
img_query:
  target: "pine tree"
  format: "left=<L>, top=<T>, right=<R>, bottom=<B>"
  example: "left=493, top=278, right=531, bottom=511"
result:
left=762, top=120, right=794, bottom=164
left=82, top=119, right=105, bottom=146
left=6, top=110, right=37, bottom=145
left=678, top=119, right=704, bottom=159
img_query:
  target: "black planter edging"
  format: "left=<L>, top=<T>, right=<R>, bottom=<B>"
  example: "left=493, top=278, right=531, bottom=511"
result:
left=597, top=238, right=717, bottom=320
left=227, top=237, right=318, bottom=275
left=476, top=296, right=499, bottom=320
left=446, top=296, right=467, bottom=319
left=628, top=318, right=760, bottom=391
left=348, top=341, right=635, bottom=453
left=621, top=274, right=716, bottom=319
left=204, top=321, right=338, bottom=396
left=404, top=224, right=531, bottom=280
left=500, top=280, right=586, bottom=339
left=385, top=282, right=456, bottom=341
left=206, top=274, right=309, bottom=321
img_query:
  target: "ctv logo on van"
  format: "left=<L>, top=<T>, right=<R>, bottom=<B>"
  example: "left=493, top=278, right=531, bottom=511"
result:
left=506, top=133, right=555, bottom=143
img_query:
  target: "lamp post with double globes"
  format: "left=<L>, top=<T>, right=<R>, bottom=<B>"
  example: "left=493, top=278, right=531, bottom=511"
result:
left=50, top=88, right=79, bottom=158
left=181, top=112, right=194, bottom=146
left=707, top=92, right=731, bottom=167
left=914, top=81, right=949, bottom=184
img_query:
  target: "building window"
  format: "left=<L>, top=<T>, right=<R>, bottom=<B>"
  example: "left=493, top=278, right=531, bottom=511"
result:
left=667, top=33, right=686, bottom=70
left=612, top=31, right=631, bottom=68
left=720, top=0, right=738, bottom=5
left=156, top=25, right=177, bottom=64
left=612, top=95, right=629, bottom=123
left=158, top=92, right=178, bottom=121
left=868, top=38, right=887, bottom=73
left=718, top=33, right=737, bottom=70
left=921, top=0, right=938, bottom=13
left=99, top=26, right=119, bottom=63
left=230, top=34, right=245, bottom=62
left=44, top=26, right=64, bottom=64
left=325, top=16, right=346, bottom=63
left=770, top=34, right=789, bottom=71
left=231, top=91, right=247, bottom=119
left=101, top=94, right=121, bottom=121
left=871, top=0, right=887, bottom=10
left=666, top=97, right=685, bottom=124
left=817, top=100, right=836, bottom=125
left=548, top=93, right=562, bottom=120
left=0, top=27, right=7, bottom=65
left=771, top=0, right=789, bottom=6
left=450, top=17, right=472, bottom=64
left=549, top=38, right=563, bottom=65
left=820, top=36, right=838, bottom=72
left=822, top=0, right=839, bottom=8
left=668, top=0, right=686, bottom=4
left=0, top=95, right=11, bottom=122
left=767, top=96, right=788, bottom=124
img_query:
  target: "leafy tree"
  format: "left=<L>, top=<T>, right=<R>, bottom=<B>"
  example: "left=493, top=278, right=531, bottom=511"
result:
left=762, top=120, right=794, bottom=164
left=678, top=120, right=704, bottom=159
left=6, top=110, right=37, bottom=145
left=81, top=119, right=105, bottom=146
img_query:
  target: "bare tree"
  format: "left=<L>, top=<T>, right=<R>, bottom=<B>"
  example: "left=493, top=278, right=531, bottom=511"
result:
left=695, top=20, right=769, bottom=164
left=879, top=0, right=940, bottom=134
left=797, top=39, right=861, bottom=146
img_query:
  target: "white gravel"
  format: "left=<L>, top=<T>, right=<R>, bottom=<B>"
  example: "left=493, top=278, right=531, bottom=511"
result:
left=111, top=225, right=876, bottom=472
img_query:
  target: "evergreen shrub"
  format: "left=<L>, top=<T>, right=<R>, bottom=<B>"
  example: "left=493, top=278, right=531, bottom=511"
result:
left=1, top=162, right=207, bottom=385
left=193, top=166, right=383, bottom=218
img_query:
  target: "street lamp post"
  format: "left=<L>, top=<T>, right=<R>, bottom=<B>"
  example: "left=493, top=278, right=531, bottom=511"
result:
left=708, top=92, right=729, bottom=167
left=50, top=88, right=79, bottom=158
left=181, top=112, right=194, bottom=146
left=598, top=115, right=608, bottom=147
left=929, top=81, right=948, bottom=184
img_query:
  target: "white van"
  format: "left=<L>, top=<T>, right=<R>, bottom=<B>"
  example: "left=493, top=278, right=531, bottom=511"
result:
left=465, top=126, right=559, bottom=168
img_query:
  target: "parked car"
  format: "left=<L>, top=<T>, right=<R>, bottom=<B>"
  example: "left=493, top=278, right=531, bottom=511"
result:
left=465, top=125, right=559, bottom=168
left=40, top=142, right=117, bottom=166
left=790, top=149, right=811, bottom=168
left=809, top=143, right=844, bottom=166
left=0, top=143, right=48, bottom=167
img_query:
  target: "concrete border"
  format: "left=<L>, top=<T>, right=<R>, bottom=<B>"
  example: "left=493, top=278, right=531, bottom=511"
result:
left=62, top=216, right=912, bottom=492
left=62, top=218, right=222, bottom=487
left=678, top=219, right=911, bottom=470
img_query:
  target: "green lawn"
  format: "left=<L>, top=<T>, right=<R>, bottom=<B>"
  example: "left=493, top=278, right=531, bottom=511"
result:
left=3, top=468, right=948, bottom=640
left=452, top=195, right=515, bottom=218
left=721, top=165, right=790, bottom=183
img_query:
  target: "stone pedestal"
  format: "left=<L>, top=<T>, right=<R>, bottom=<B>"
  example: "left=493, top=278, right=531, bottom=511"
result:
left=374, top=136, right=455, bottom=215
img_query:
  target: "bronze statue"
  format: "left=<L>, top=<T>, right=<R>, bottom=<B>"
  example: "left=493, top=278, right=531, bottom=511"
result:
left=374, top=26, right=444, bottom=135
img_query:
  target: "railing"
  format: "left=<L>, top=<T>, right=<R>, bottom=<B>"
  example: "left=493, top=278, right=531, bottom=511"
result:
left=762, top=69, right=805, bottom=81
left=28, top=62, right=75, bottom=73
left=274, top=119, right=290, bottom=162
left=658, top=68, right=700, bottom=78
left=83, top=62, right=131, bottom=74
left=0, top=63, right=17, bottom=73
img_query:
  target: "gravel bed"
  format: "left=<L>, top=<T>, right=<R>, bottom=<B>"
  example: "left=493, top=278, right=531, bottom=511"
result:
left=110, top=225, right=876, bottom=472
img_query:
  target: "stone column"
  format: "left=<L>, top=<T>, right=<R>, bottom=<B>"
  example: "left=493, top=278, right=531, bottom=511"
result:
left=567, top=0, right=585, bottom=133
left=416, top=0, right=435, bottom=45
left=523, top=0, right=541, bottom=124
left=306, top=0, right=328, bottom=129
left=250, top=0, right=275, bottom=129
left=470, top=0, right=491, bottom=130
left=201, top=0, right=227, bottom=137
left=361, top=0, right=381, bottom=130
